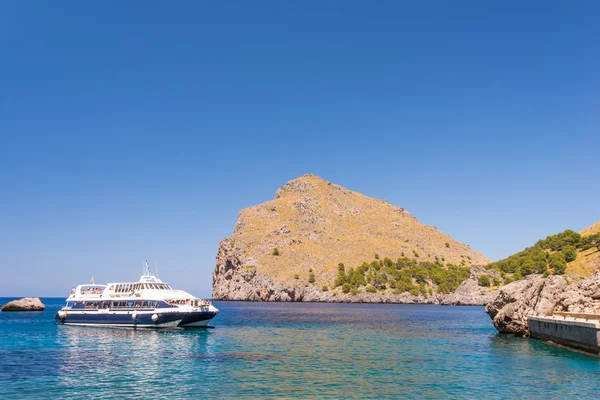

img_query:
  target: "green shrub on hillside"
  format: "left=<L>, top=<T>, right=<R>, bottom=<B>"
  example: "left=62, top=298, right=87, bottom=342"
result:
left=562, top=245, right=577, bottom=263
left=549, top=253, right=567, bottom=275
left=581, top=233, right=600, bottom=251
left=342, top=283, right=351, bottom=294
left=478, top=275, right=490, bottom=287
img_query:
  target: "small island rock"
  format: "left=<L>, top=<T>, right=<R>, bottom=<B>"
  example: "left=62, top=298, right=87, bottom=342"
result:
left=1, top=297, right=46, bottom=312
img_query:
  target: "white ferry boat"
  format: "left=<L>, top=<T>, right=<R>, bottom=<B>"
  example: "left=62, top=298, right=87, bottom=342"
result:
left=55, top=262, right=219, bottom=328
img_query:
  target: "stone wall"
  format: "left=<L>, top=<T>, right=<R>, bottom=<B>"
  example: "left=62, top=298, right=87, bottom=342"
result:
left=528, top=316, right=600, bottom=355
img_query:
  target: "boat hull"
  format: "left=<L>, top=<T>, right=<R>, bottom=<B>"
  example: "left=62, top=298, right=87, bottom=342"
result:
left=55, top=309, right=217, bottom=328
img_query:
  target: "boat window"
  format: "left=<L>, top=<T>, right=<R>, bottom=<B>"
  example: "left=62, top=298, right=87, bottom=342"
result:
left=85, top=301, right=99, bottom=309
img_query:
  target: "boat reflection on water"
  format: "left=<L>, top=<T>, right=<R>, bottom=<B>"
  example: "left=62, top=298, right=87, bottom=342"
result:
left=54, top=325, right=219, bottom=396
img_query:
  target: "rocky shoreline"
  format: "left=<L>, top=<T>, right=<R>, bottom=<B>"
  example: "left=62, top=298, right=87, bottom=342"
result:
left=485, top=273, right=600, bottom=336
left=213, top=238, right=498, bottom=306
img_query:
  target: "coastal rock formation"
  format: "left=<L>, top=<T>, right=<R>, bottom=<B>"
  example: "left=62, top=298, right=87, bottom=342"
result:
left=485, top=273, right=600, bottom=335
left=485, top=275, right=567, bottom=335
left=213, top=239, right=496, bottom=304
left=213, top=174, right=491, bottom=303
left=486, top=220, right=600, bottom=335
left=1, top=297, right=46, bottom=312
left=440, top=266, right=500, bottom=306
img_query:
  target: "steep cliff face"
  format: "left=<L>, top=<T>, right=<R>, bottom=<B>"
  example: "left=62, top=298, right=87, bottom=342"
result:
left=213, top=174, right=492, bottom=303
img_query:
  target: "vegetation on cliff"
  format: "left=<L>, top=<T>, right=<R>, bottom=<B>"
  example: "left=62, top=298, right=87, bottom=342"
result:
left=332, top=257, right=471, bottom=296
left=485, top=227, right=600, bottom=280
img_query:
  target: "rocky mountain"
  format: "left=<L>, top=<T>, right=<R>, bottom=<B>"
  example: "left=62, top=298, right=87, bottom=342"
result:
left=213, top=174, right=492, bottom=303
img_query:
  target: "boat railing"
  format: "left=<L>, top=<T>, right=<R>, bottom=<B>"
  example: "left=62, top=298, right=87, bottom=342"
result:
left=72, top=293, right=103, bottom=299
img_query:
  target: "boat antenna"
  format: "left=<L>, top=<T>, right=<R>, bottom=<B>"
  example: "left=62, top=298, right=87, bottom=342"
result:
left=144, top=260, right=151, bottom=276
left=155, top=263, right=160, bottom=279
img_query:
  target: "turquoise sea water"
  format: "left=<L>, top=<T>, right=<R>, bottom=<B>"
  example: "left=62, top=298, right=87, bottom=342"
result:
left=1, top=298, right=599, bottom=399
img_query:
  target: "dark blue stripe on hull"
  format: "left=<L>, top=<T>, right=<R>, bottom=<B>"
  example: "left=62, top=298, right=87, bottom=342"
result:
left=55, top=310, right=216, bottom=328
left=178, top=312, right=217, bottom=327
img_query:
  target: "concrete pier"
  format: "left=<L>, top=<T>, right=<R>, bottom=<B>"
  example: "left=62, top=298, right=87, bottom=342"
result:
left=528, top=314, right=600, bottom=355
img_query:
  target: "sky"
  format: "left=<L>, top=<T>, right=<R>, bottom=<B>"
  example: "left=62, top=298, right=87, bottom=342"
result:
left=1, top=1, right=598, bottom=297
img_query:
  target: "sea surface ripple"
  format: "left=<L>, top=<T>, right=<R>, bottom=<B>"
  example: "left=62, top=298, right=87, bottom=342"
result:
left=1, top=298, right=599, bottom=399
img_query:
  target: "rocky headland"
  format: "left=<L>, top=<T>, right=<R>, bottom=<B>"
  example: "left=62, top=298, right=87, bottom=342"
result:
left=213, top=174, right=495, bottom=305
left=485, top=221, right=600, bottom=335
left=485, top=273, right=600, bottom=336
left=1, top=297, right=46, bottom=312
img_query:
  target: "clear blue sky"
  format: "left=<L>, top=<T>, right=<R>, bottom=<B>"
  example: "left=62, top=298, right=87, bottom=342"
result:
left=1, top=1, right=598, bottom=297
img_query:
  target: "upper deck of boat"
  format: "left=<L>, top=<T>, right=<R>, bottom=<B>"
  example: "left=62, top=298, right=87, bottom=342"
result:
left=66, top=261, right=203, bottom=302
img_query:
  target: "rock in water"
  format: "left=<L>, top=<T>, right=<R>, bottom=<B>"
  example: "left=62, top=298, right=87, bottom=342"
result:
left=213, top=174, right=491, bottom=303
left=485, top=275, right=567, bottom=335
left=485, top=273, right=600, bottom=335
left=1, top=297, right=46, bottom=311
